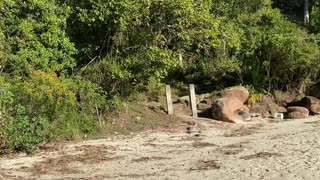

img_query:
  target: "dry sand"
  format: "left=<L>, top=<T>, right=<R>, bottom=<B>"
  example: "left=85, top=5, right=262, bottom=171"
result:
left=1, top=116, right=320, bottom=180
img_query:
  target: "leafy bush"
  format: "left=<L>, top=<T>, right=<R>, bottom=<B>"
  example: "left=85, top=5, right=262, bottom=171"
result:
left=1, top=106, right=51, bottom=153
left=82, top=47, right=178, bottom=98
left=0, top=71, right=106, bottom=151
left=247, top=86, right=266, bottom=105
left=238, top=8, right=320, bottom=91
left=0, top=0, right=76, bottom=75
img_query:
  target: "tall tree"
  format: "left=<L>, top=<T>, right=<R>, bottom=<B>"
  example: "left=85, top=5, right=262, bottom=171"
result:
left=305, top=0, right=310, bottom=25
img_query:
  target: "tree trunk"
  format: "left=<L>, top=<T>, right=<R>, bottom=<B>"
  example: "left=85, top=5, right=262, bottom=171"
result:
left=304, top=0, right=309, bottom=25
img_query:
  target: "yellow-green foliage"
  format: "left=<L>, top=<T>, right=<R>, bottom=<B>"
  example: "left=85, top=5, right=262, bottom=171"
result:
left=249, top=92, right=265, bottom=105
left=0, top=71, right=106, bottom=152
left=247, top=86, right=266, bottom=105
left=20, top=70, right=76, bottom=109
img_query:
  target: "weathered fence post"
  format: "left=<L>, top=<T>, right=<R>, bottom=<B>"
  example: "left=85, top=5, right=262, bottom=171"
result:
left=166, top=85, right=173, bottom=115
left=179, top=53, right=183, bottom=67
left=189, top=84, right=198, bottom=118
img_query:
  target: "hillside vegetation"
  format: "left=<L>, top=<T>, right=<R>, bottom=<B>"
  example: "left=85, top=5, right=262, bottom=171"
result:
left=0, top=0, right=320, bottom=152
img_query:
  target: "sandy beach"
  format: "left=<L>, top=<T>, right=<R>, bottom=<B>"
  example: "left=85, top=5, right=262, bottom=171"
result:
left=1, top=116, right=320, bottom=180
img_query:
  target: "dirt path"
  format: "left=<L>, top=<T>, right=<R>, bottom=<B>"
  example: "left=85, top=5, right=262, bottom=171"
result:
left=1, top=116, right=320, bottom=180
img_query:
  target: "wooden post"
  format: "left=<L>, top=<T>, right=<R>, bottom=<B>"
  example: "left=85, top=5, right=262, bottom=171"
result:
left=166, top=85, right=173, bottom=115
left=179, top=54, right=183, bottom=67
left=189, top=84, right=198, bottom=118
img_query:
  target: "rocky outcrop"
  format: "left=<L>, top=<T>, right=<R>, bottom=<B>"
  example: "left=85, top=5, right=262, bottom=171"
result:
left=287, top=106, right=309, bottom=119
left=300, top=96, right=320, bottom=114
left=250, top=96, right=284, bottom=118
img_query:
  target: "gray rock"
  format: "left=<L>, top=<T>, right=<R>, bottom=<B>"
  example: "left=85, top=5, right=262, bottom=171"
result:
left=178, top=96, right=190, bottom=105
left=199, top=93, right=212, bottom=102
left=276, top=106, right=287, bottom=113
left=238, top=110, right=251, bottom=121
left=198, top=103, right=211, bottom=111
left=178, top=95, right=200, bottom=106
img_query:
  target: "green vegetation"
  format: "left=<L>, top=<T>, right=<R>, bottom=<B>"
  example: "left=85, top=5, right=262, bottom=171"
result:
left=1, top=0, right=320, bottom=152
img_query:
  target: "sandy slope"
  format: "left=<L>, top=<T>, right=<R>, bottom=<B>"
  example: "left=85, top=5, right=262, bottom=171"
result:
left=1, top=116, right=320, bottom=180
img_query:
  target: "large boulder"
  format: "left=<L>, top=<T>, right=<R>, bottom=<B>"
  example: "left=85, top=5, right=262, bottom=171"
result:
left=287, top=106, right=309, bottom=119
left=300, top=96, right=320, bottom=114
left=211, top=98, right=250, bottom=123
left=222, top=86, right=249, bottom=103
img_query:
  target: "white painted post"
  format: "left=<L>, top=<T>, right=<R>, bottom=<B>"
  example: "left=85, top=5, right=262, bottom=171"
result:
left=189, top=84, right=198, bottom=118
left=166, top=85, right=173, bottom=115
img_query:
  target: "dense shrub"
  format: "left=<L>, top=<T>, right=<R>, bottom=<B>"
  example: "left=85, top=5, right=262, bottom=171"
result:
left=237, top=8, right=320, bottom=91
left=0, top=72, right=106, bottom=151
left=81, top=47, right=178, bottom=97
left=0, top=0, right=76, bottom=75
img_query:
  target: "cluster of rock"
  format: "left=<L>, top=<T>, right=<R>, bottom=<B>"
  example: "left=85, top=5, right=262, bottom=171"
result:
left=177, top=93, right=212, bottom=117
left=176, top=86, right=320, bottom=123
left=287, top=96, right=320, bottom=119
left=254, top=96, right=320, bottom=120
left=177, top=86, right=251, bottom=123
